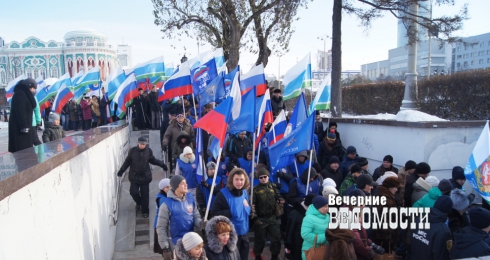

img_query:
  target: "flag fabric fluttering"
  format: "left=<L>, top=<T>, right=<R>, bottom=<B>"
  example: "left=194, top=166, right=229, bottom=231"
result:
left=113, top=74, right=138, bottom=118
left=74, top=67, right=100, bottom=103
left=189, top=51, right=219, bottom=95
left=158, top=64, right=193, bottom=102
left=268, top=112, right=315, bottom=168
left=6, top=74, right=26, bottom=103
left=266, top=110, right=287, bottom=146
left=282, top=53, right=312, bottom=100
left=107, top=67, right=127, bottom=101
left=240, top=64, right=267, bottom=96
left=70, top=71, right=84, bottom=92
left=195, top=128, right=205, bottom=183
left=194, top=96, right=233, bottom=147
left=52, top=81, right=74, bottom=114
left=37, top=73, right=71, bottom=111
left=133, top=56, right=165, bottom=82
left=228, top=86, right=256, bottom=134
left=287, top=92, right=308, bottom=135
left=214, top=48, right=226, bottom=73
left=208, top=136, right=221, bottom=160
left=465, top=121, right=490, bottom=203
left=255, top=91, right=274, bottom=149
left=309, top=74, right=331, bottom=113
left=35, top=75, right=45, bottom=94
left=229, top=67, right=241, bottom=120
left=198, top=72, right=223, bottom=108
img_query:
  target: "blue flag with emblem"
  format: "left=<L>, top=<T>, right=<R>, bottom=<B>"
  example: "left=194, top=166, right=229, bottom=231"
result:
left=268, top=112, right=315, bottom=168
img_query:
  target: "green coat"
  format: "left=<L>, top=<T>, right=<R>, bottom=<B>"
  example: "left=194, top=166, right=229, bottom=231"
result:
left=32, top=96, right=41, bottom=127
left=301, top=205, right=330, bottom=260
left=340, top=174, right=356, bottom=196
left=413, top=187, right=442, bottom=208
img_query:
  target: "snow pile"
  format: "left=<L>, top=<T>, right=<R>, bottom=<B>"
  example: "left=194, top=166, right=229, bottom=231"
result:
left=341, top=110, right=446, bottom=122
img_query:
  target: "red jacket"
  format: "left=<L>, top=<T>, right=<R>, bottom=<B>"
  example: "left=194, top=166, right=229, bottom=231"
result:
left=80, top=99, right=92, bottom=120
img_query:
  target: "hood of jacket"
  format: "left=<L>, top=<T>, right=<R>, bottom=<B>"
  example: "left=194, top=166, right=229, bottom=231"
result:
left=450, top=178, right=463, bottom=190
left=205, top=216, right=238, bottom=254
left=177, top=131, right=191, bottom=145
left=429, top=207, right=449, bottom=223
left=300, top=167, right=317, bottom=184
left=45, top=122, right=62, bottom=130
left=179, top=153, right=196, bottom=163
left=453, top=226, right=489, bottom=249
left=174, top=238, right=207, bottom=260
left=305, top=203, right=328, bottom=219
left=428, top=187, right=442, bottom=199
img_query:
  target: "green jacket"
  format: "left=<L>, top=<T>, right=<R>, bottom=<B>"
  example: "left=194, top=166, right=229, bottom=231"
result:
left=32, top=96, right=41, bottom=127
left=413, top=187, right=442, bottom=208
left=253, top=182, right=282, bottom=218
left=301, top=205, right=330, bottom=260
left=340, top=174, right=356, bottom=196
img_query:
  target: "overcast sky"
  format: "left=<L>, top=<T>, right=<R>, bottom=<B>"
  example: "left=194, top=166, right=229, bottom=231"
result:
left=1, top=0, right=487, bottom=77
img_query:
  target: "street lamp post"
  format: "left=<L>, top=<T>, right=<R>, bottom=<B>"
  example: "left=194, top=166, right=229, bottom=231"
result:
left=317, top=35, right=330, bottom=72
left=400, top=2, right=418, bottom=110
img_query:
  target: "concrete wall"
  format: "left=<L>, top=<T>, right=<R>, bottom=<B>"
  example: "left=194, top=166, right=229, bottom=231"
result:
left=332, top=119, right=485, bottom=195
left=0, top=126, right=129, bottom=260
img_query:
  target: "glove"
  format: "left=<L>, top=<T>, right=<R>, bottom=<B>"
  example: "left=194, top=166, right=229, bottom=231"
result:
left=371, top=243, right=385, bottom=255
left=117, top=171, right=123, bottom=177
left=161, top=163, right=168, bottom=171
left=162, top=144, right=167, bottom=151
left=200, top=220, right=208, bottom=230
left=162, top=247, right=172, bottom=260
left=20, top=128, right=30, bottom=134
left=201, top=180, right=209, bottom=188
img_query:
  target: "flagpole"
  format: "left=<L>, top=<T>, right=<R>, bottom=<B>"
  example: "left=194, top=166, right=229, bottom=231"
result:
left=293, top=160, right=300, bottom=178
left=204, top=147, right=223, bottom=221
left=191, top=93, right=199, bottom=122
left=305, top=149, right=314, bottom=193
left=250, top=134, right=257, bottom=205
left=181, top=96, right=186, bottom=115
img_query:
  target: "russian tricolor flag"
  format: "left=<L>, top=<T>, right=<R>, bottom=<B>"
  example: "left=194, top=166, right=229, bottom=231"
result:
left=6, top=74, right=26, bottom=103
left=52, top=82, right=74, bottom=114
left=240, top=64, right=267, bottom=96
left=194, top=96, right=233, bottom=147
left=158, top=64, right=193, bottom=102
left=107, top=67, right=127, bottom=101
left=37, top=73, right=71, bottom=110
left=114, top=74, right=138, bottom=118
left=266, top=110, right=287, bottom=146
left=255, top=91, right=274, bottom=148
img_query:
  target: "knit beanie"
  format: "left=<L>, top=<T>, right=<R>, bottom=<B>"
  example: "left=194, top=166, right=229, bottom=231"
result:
left=415, top=162, right=431, bottom=175
left=138, top=136, right=148, bottom=143
left=48, top=113, right=60, bottom=122
left=206, top=162, right=216, bottom=170
left=405, top=160, right=417, bottom=171
left=438, top=179, right=453, bottom=194
left=170, top=175, right=185, bottom=191
left=450, top=189, right=470, bottom=211
left=383, top=155, right=393, bottom=164
left=349, top=189, right=366, bottom=198
left=182, top=232, right=203, bottom=251
left=357, top=157, right=368, bottom=167
left=326, top=130, right=336, bottom=140
left=425, top=176, right=440, bottom=187
left=468, top=207, right=490, bottom=229
left=312, top=196, right=329, bottom=210
left=322, top=178, right=337, bottom=188
left=434, top=195, right=453, bottom=214
left=255, top=167, right=270, bottom=178
left=329, top=156, right=340, bottom=165
left=452, top=166, right=466, bottom=181
left=356, top=174, right=376, bottom=189
left=158, top=178, right=170, bottom=190
left=346, top=146, right=357, bottom=155
left=350, top=164, right=362, bottom=174
left=183, top=146, right=193, bottom=155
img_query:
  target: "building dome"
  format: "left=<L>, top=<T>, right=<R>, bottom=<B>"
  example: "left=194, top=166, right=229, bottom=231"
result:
left=63, top=28, right=107, bottom=41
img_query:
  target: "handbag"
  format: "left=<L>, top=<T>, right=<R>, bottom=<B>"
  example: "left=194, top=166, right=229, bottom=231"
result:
left=275, top=202, right=284, bottom=217
left=373, top=242, right=395, bottom=260
left=305, top=235, right=328, bottom=260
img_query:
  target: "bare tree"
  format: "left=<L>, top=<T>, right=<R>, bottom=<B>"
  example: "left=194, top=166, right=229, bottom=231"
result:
left=152, top=0, right=307, bottom=70
left=329, top=0, right=467, bottom=117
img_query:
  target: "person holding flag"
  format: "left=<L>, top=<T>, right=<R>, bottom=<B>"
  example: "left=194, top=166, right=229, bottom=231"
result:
left=196, top=162, right=222, bottom=218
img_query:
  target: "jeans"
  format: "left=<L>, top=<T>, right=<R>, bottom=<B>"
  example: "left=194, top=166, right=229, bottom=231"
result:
left=237, top=234, right=250, bottom=260
left=92, top=116, right=98, bottom=128
left=129, top=182, right=150, bottom=214
left=61, top=114, right=69, bottom=131
left=71, top=121, right=79, bottom=131
left=151, top=110, right=161, bottom=129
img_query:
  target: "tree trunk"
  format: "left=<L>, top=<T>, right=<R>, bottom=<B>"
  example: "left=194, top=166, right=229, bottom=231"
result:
left=331, top=0, right=342, bottom=117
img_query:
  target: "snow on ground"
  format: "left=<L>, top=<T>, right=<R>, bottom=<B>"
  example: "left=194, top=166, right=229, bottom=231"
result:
left=0, top=122, right=8, bottom=129
left=340, top=109, right=447, bottom=122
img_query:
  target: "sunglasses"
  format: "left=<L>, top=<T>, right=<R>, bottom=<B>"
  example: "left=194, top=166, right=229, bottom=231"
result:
left=258, top=176, right=268, bottom=179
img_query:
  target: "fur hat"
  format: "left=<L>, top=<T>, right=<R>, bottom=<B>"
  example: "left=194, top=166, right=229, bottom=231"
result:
left=468, top=207, right=490, bottom=229
left=383, top=155, right=393, bottom=164
left=450, top=189, right=470, bottom=211
left=182, top=232, right=203, bottom=251
left=438, top=179, right=453, bottom=194
left=323, top=178, right=337, bottom=188
left=434, top=195, right=453, bottom=214
left=415, top=162, right=431, bottom=175
left=425, top=176, right=440, bottom=187
left=452, top=166, right=466, bottom=181
left=206, top=162, right=216, bottom=170
left=382, top=176, right=401, bottom=188
left=357, top=157, right=368, bottom=167
left=322, top=186, right=339, bottom=196
left=312, top=196, right=329, bottom=210
left=170, top=175, right=185, bottom=191
left=158, top=178, right=170, bottom=190
left=405, top=160, right=417, bottom=171
left=346, top=146, right=357, bottom=155
left=376, top=171, right=399, bottom=186
left=183, top=146, right=193, bottom=155
left=48, top=113, right=60, bottom=122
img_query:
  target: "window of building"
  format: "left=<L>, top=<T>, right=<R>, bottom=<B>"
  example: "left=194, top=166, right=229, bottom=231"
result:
left=464, top=61, right=468, bottom=67
left=50, top=67, right=58, bottom=78
left=479, top=51, right=485, bottom=56
left=0, top=71, right=5, bottom=83
left=488, top=58, right=490, bottom=63
left=26, top=69, right=32, bottom=79
left=457, top=63, right=460, bottom=67
left=471, top=60, right=474, bottom=65
left=480, top=42, right=484, bottom=48
left=487, top=50, right=490, bottom=55
left=457, top=46, right=461, bottom=51
left=457, top=55, right=462, bottom=59
left=463, top=54, right=469, bottom=58
left=479, top=59, right=484, bottom=64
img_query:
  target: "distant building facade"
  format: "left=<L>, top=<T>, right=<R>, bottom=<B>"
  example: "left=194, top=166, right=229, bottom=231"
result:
left=0, top=29, right=128, bottom=89
left=316, top=49, right=332, bottom=72
left=452, top=32, right=490, bottom=73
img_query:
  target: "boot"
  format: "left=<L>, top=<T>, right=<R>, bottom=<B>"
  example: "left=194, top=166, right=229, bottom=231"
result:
left=255, top=255, right=262, bottom=260
left=271, top=255, right=279, bottom=260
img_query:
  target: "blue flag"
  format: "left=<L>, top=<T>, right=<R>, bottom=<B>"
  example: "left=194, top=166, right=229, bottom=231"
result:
left=191, top=58, right=218, bottom=95
left=209, top=136, right=220, bottom=160
left=289, top=92, right=308, bottom=131
left=269, top=112, right=315, bottom=168
left=199, top=73, right=223, bottom=108
left=228, top=86, right=256, bottom=134
left=196, top=128, right=204, bottom=182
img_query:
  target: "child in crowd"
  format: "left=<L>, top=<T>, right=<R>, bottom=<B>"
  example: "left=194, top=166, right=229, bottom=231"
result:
left=174, top=232, right=207, bottom=260
left=42, top=113, right=65, bottom=143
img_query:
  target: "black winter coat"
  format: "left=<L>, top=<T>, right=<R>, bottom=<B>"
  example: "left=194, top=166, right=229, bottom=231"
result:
left=318, top=139, right=345, bottom=169
left=321, top=165, right=344, bottom=189
left=8, top=82, right=36, bottom=153
left=117, top=146, right=165, bottom=184
left=411, top=208, right=452, bottom=260
left=270, top=95, right=285, bottom=117
left=149, top=91, right=160, bottom=111
left=452, top=226, right=490, bottom=259
left=404, top=172, right=419, bottom=208
left=285, top=207, right=307, bottom=260
left=447, top=208, right=470, bottom=235
left=226, top=134, right=251, bottom=165
left=373, top=165, right=399, bottom=181
left=42, top=122, right=65, bottom=143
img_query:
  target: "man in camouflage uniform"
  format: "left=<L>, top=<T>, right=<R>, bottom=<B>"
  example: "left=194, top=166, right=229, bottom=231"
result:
left=252, top=167, right=284, bottom=260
